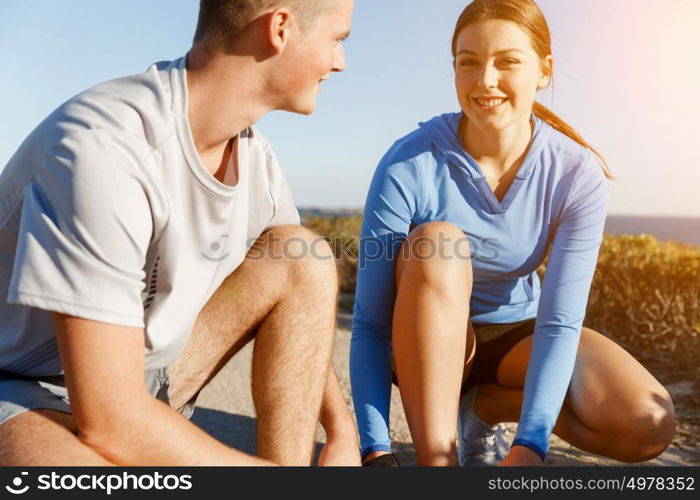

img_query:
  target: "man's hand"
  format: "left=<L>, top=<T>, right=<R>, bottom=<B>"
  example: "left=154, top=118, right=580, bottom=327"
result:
left=317, top=366, right=361, bottom=466
left=497, top=445, right=544, bottom=466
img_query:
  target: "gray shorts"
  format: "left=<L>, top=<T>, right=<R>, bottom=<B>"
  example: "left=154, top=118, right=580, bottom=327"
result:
left=0, top=367, right=197, bottom=427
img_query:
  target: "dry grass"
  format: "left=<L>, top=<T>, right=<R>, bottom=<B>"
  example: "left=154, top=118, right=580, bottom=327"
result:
left=585, top=234, right=700, bottom=372
left=304, top=215, right=361, bottom=293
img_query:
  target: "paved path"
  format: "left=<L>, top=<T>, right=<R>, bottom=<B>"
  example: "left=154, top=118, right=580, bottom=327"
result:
left=192, top=314, right=698, bottom=466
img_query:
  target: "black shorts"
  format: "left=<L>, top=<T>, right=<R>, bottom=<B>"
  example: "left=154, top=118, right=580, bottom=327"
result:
left=391, top=318, right=536, bottom=393
left=463, top=318, right=536, bottom=392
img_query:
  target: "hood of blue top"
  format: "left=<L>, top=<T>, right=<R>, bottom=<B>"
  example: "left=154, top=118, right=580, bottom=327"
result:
left=416, top=111, right=547, bottom=181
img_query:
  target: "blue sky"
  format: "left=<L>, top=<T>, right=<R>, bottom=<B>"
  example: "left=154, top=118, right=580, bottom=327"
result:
left=1, top=1, right=699, bottom=216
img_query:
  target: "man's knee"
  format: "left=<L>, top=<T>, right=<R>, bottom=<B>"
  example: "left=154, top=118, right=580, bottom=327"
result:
left=255, top=225, right=338, bottom=285
left=0, top=410, right=115, bottom=466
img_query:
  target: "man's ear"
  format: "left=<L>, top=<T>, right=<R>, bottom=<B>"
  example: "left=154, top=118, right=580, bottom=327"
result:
left=265, top=7, right=294, bottom=55
left=538, top=55, right=554, bottom=90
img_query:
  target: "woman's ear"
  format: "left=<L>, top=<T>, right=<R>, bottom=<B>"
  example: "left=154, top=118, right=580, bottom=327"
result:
left=538, top=55, right=554, bottom=90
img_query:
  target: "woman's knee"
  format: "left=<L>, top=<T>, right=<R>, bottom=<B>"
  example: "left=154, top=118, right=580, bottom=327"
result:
left=631, top=392, right=676, bottom=460
left=574, top=330, right=677, bottom=461
left=396, top=221, right=472, bottom=285
left=611, top=391, right=676, bottom=462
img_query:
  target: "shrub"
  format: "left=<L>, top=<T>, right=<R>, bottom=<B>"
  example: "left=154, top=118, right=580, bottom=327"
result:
left=586, top=234, right=700, bottom=371
left=304, top=215, right=362, bottom=293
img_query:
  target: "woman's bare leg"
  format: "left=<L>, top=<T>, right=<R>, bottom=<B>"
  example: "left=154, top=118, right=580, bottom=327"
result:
left=392, top=221, right=473, bottom=466
left=475, top=327, right=676, bottom=462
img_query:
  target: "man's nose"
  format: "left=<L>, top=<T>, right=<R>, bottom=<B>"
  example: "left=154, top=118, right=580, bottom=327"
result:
left=332, top=44, right=347, bottom=73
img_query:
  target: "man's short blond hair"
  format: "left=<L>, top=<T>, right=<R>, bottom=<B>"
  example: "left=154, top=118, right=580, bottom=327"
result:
left=193, top=0, right=331, bottom=50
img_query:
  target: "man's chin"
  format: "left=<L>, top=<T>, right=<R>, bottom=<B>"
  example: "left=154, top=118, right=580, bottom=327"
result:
left=275, top=93, right=316, bottom=115
left=297, top=105, right=316, bottom=116
left=285, top=101, right=316, bottom=116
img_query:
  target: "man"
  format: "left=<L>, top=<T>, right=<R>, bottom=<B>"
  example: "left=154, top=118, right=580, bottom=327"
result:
left=0, top=0, right=358, bottom=466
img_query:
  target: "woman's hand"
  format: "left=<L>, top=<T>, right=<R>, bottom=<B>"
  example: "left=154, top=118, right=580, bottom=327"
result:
left=497, top=445, right=543, bottom=466
left=318, top=432, right=361, bottom=466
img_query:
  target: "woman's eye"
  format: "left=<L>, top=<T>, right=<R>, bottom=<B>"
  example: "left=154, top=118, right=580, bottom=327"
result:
left=459, top=60, right=477, bottom=67
left=502, top=59, right=520, bottom=65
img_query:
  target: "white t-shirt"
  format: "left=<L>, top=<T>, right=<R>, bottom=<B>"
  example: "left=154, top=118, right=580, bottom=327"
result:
left=0, top=55, right=300, bottom=375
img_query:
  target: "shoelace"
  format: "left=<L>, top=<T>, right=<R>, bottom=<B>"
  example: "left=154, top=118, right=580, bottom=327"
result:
left=493, top=423, right=512, bottom=457
left=463, top=423, right=512, bottom=460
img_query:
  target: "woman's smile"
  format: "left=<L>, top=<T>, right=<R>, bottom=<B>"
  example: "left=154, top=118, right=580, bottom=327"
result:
left=472, top=96, right=509, bottom=110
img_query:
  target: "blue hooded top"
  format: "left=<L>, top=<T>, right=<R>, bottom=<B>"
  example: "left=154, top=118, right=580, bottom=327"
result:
left=349, top=112, right=608, bottom=460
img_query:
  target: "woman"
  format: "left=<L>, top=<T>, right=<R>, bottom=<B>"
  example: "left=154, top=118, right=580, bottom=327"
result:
left=350, top=0, right=676, bottom=466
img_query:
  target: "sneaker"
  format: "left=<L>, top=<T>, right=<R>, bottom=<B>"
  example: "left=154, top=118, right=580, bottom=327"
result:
left=362, top=453, right=400, bottom=466
left=457, top=385, right=512, bottom=466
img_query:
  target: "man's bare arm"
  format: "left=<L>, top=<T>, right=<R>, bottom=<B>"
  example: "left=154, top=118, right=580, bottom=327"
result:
left=52, top=312, right=273, bottom=466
